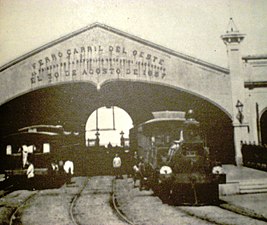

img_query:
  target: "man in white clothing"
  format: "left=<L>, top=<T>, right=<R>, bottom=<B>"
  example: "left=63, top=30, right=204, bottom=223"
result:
left=22, top=145, right=28, bottom=168
left=113, top=154, right=122, bottom=179
left=26, top=160, right=35, bottom=190
left=63, top=160, right=74, bottom=175
left=64, top=160, right=74, bottom=184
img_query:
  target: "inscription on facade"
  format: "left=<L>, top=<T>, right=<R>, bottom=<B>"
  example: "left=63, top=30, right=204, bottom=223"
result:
left=30, top=45, right=167, bottom=85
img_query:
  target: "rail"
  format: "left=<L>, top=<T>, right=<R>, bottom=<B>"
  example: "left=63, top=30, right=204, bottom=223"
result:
left=69, top=178, right=89, bottom=225
left=111, top=178, right=136, bottom=225
left=9, top=191, right=38, bottom=225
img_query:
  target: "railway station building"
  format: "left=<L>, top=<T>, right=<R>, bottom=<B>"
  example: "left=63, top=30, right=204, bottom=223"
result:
left=0, top=19, right=266, bottom=166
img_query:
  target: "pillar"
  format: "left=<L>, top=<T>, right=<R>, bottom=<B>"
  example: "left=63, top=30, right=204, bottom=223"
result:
left=221, top=18, right=248, bottom=166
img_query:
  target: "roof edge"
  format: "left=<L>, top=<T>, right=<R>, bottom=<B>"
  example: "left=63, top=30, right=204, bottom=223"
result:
left=0, top=22, right=229, bottom=74
left=242, top=54, right=267, bottom=61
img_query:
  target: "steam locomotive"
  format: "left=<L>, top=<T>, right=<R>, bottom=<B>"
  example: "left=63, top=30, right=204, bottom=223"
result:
left=130, top=110, right=226, bottom=205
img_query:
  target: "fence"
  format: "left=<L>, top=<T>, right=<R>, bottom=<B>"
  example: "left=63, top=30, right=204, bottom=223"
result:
left=242, top=142, right=267, bottom=171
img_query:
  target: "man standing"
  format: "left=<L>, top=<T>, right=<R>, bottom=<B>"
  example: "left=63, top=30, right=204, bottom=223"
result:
left=64, top=160, right=74, bottom=184
left=113, top=154, right=122, bottom=179
left=22, top=145, right=28, bottom=168
left=26, top=159, right=35, bottom=190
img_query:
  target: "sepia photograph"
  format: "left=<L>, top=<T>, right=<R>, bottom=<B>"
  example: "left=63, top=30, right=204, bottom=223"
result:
left=0, top=0, right=267, bottom=224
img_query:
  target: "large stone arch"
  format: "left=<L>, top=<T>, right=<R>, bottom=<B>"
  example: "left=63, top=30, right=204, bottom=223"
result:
left=0, top=23, right=235, bottom=163
left=0, top=80, right=234, bottom=163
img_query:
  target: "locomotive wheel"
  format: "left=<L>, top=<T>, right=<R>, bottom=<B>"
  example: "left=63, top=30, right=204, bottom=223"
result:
left=170, top=183, right=220, bottom=205
left=170, top=184, right=191, bottom=205
left=155, top=182, right=171, bottom=204
left=195, top=183, right=220, bottom=205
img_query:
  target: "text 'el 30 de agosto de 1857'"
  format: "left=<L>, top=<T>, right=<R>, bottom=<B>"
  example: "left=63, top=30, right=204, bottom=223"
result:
left=30, top=45, right=168, bottom=85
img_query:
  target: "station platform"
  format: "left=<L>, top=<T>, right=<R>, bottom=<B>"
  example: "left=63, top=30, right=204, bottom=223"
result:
left=220, top=164, right=267, bottom=195
left=219, top=165, right=267, bottom=221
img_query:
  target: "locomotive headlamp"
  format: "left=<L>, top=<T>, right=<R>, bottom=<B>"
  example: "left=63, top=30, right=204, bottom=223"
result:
left=235, top=100, right=244, bottom=124
left=188, top=109, right=194, bottom=114
left=160, top=165, right=172, bottom=175
left=186, top=109, right=194, bottom=120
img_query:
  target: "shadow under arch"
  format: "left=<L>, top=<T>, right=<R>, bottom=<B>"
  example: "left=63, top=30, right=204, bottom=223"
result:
left=99, top=80, right=234, bottom=163
left=99, top=78, right=232, bottom=119
left=0, top=80, right=235, bottom=163
left=260, top=108, right=267, bottom=145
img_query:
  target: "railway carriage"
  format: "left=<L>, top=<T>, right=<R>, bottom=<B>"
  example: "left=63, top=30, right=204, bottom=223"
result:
left=0, top=125, right=78, bottom=188
left=130, top=110, right=226, bottom=205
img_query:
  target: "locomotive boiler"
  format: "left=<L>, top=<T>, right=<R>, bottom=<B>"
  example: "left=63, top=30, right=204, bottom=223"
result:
left=130, top=110, right=226, bottom=205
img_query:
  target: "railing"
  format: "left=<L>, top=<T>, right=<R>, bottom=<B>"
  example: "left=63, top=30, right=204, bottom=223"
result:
left=242, top=142, right=267, bottom=171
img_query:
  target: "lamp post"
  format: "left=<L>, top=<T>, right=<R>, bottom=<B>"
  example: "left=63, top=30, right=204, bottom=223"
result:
left=120, top=131, right=125, bottom=147
left=235, top=100, right=244, bottom=124
left=95, top=130, right=100, bottom=147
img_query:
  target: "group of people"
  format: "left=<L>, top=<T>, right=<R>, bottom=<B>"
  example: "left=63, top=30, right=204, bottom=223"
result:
left=131, top=152, right=153, bottom=190
left=112, top=152, right=151, bottom=191
left=23, top=157, right=75, bottom=190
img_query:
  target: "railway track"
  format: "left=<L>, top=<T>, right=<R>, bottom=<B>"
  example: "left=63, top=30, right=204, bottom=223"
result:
left=2, top=176, right=134, bottom=225
left=111, top=178, right=136, bottom=225
left=219, top=202, right=267, bottom=223
left=176, top=203, right=267, bottom=225
left=2, top=176, right=265, bottom=225
left=0, top=184, right=14, bottom=198
left=114, top=177, right=267, bottom=225
left=9, top=191, right=38, bottom=225
left=69, top=176, right=132, bottom=225
left=0, top=178, right=19, bottom=198
left=69, top=178, right=90, bottom=225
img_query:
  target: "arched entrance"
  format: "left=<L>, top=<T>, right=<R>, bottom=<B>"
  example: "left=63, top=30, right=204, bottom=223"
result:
left=260, top=109, right=267, bottom=145
left=0, top=80, right=235, bottom=166
left=85, top=106, right=133, bottom=147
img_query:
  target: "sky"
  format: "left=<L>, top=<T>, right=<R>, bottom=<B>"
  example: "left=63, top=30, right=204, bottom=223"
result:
left=0, top=0, right=267, bottom=68
left=85, top=107, right=133, bottom=147
left=0, top=0, right=266, bottom=146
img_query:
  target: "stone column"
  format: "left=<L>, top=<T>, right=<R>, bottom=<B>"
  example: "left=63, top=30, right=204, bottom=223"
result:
left=221, top=18, right=248, bottom=166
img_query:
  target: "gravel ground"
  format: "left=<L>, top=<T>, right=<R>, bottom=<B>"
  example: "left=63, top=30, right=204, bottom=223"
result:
left=115, top=178, right=212, bottom=225
left=0, top=190, right=34, bottom=225
left=115, top=177, right=267, bottom=225
left=1, top=176, right=266, bottom=225
left=74, top=176, right=128, bottom=225
left=179, top=206, right=267, bottom=225
left=221, top=193, right=267, bottom=220
left=20, top=177, right=87, bottom=225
